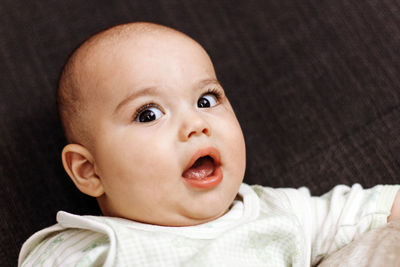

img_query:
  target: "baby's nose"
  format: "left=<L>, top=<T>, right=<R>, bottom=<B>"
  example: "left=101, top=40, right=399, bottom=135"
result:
left=178, top=113, right=211, bottom=141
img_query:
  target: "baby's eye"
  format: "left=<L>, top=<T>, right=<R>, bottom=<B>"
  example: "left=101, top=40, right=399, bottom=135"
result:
left=135, top=106, right=163, bottom=123
left=197, top=93, right=218, bottom=108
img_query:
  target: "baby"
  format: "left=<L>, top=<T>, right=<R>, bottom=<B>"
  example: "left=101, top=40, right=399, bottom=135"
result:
left=18, top=22, right=400, bottom=266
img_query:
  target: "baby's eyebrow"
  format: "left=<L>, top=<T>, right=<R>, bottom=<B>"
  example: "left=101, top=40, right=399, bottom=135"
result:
left=114, top=86, right=159, bottom=114
left=197, top=79, right=221, bottom=88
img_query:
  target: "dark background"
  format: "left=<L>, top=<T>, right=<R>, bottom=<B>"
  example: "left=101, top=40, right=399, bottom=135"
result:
left=1, top=0, right=400, bottom=265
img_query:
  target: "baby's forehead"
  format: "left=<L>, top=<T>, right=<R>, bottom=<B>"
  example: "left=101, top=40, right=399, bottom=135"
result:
left=84, top=25, right=186, bottom=58
left=76, top=27, right=189, bottom=82
left=78, top=29, right=204, bottom=84
left=75, top=23, right=215, bottom=102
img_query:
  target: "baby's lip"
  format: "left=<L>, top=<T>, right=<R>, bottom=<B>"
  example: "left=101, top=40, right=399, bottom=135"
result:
left=183, top=147, right=221, bottom=173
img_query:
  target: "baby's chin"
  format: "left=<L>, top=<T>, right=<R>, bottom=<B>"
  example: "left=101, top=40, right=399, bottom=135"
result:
left=170, top=200, right=234, bottom=226
left=99, top=203, right=229, bottom=227
left=146, top=204, right=232, bottom=227
left=183, top=209, right=230, bottom=226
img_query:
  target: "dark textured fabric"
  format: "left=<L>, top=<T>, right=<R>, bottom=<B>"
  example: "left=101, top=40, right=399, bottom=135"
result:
left=1, top=0, right=400, bottom=265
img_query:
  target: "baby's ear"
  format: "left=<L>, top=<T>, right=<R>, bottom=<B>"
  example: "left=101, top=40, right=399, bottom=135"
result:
left=61, top=144, right=104, bottom=197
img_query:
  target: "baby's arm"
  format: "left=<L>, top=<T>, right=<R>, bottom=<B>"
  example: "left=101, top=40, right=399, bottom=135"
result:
left=388, top=190, right=400, bottom=221
left=315, top=189, right=400, bottom=267
left=318, top=218, right=400, bottom=266
left=280, top=184, right=400, bottom=265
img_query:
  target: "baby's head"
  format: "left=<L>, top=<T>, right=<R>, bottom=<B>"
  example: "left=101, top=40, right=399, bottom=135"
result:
left=58, top=22, right=246, bottom=226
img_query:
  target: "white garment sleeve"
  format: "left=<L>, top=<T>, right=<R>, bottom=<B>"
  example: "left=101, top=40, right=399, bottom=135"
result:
left=18, top=212, right=117, bottom=267
left=277, top=184, right=400, bottom=265
left=19, top=228, right=109, bottom=267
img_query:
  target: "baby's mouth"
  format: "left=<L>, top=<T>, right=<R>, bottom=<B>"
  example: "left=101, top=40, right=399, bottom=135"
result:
left=182, top=148, right=223, bottom=189
left=182, top=156, right=216, bottom=180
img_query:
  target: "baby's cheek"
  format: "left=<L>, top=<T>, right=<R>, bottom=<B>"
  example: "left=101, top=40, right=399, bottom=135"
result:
left=225, top=115, right=245, bottom=148
left=219, top=115, right=246, bottom=169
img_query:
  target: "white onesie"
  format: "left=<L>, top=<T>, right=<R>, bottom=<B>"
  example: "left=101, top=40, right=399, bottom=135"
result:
left=19, top=183, right=399, bottom=266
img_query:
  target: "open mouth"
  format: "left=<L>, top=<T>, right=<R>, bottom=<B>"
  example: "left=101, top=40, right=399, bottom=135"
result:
left=182, top=156, right=216, bottom=180
left=182, top=147, right=223, bottom=189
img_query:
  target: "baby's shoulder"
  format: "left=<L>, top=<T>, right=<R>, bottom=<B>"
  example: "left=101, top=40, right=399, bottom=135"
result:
left=19, top=212, right=112, bottom=267
left=249, top=184, right=311, bottom=205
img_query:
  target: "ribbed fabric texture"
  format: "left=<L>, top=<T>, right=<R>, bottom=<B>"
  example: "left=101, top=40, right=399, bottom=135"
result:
left=1, top=0, right=400, bottom=265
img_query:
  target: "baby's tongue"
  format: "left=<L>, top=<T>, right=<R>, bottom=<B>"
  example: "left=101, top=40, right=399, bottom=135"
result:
left=182, top=156, right=215, bottom=180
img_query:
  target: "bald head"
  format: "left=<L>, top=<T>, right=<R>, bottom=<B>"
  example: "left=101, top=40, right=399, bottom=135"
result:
left=57, top=22, right=202, bottom=145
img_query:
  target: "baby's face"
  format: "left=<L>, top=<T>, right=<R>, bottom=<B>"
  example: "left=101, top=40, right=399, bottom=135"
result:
left=82, top=30, right=246, bottom=226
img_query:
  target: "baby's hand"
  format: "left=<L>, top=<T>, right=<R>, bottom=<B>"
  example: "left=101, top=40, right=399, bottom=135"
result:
left=318, top=220, right=400, bottom=267
left=388, top=190, right=400, bottom=222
